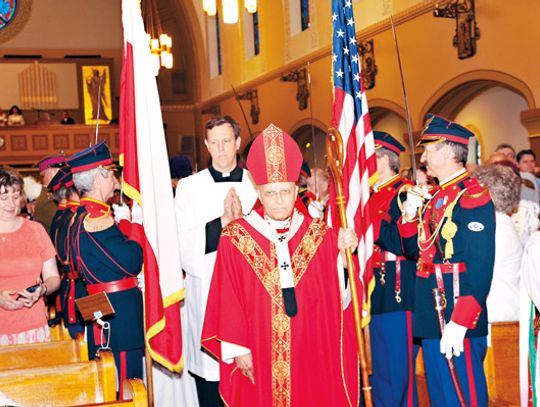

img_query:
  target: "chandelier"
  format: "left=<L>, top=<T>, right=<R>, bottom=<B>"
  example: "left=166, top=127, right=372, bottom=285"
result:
left=143, top=0, right=173, bottom=74
left=203, top=0, right=257, bottom=24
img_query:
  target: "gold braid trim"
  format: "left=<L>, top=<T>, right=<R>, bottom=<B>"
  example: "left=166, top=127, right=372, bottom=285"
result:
left=83, top=215, right=114, bottom=232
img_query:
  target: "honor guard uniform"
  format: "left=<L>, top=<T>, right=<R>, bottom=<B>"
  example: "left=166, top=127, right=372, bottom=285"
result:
left=35, top=154, right=66, bottom=234
left=400, top=115, right=495, bottom=406
left=48, top=158, right=68, bottom=242
left=68, top=141, right=145, bottom=390
left=47, top=167, right=85, bottom=338
left=370, top=131, right=418, bottom=407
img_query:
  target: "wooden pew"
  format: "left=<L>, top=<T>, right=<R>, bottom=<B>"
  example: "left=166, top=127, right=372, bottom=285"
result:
left=0, top=334, right=88, bottom=370
left=47, top=303, right=73, bottom=341
left=77, top=379, right=148, bottom=407
left=484, top=321, right=520, bottom=406
left=0, top=350, right=116, bottom=406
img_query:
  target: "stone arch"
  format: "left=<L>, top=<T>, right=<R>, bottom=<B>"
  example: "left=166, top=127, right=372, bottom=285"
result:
left=167, top=0, right=206, bottom=102
left=289, top=119, right=328, bottom=170
left=368, top=98, right=406, bottom=124
left=419, top=70, right=536, bottom=127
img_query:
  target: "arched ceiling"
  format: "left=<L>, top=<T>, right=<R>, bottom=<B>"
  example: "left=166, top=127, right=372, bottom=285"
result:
left=146, top=0, right=202, bottom=104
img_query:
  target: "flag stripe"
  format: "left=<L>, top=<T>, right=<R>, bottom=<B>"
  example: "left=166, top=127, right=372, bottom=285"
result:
left=120, top=0, right=183, bottom=371
left=331, top=0, right=376, bottom=326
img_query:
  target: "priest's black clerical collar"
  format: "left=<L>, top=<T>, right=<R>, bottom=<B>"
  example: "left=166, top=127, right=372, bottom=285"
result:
left=208, top=165, right=243, bottom=182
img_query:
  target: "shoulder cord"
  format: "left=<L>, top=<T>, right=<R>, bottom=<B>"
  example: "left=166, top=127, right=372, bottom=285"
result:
left=418, top=189, right=467, bottom=255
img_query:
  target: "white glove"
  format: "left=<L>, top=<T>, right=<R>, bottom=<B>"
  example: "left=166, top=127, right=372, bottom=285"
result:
left=137, top=272, right=145, bottom=291
left=112, top=203, right=131, bottom=223
left=403, top=186, right=424, bottom=217
left=440, top=321, right=467, bottom=359
left=308, top=200, right=325, bottom=219
left=131, top=201, right=143, bottom=225
left=421, top=185, right=433, bottom=200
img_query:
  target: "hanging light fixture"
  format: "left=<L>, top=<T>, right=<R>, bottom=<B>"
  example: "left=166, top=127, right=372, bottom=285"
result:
left=144, top=0, right=174, bottom=75
left=222, top=0, right=239, bottom=24
left=202, top=0, right=256, bottom=19
left=244, top=0, right=257, bottom=13
left=203, top=0, right=217, bottom=16
left=159, top=33, right=173, bottom=69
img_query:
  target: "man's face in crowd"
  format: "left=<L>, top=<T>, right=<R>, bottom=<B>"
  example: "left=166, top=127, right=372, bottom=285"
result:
left=307, top=170, right=329, bottom=198
left=96, top=168, right=119, bottom=202
left=496, top=147, right=516, bottom=162
left=205, top=123, right=241, bottom=173
left=258, top=182, right=298, bottom=221
left=519, top=153, right=536, bottom=174
left=40, top=167, right=59, bottom=187
left=420, top=143, right=447, bottom=179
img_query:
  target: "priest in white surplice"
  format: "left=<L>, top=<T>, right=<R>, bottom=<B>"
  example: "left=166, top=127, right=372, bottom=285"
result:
left=175, top=116, right=257, bottom=407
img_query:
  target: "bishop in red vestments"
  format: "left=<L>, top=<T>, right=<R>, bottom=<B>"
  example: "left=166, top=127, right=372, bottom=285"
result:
left=202, top=124, right=360, bottom=407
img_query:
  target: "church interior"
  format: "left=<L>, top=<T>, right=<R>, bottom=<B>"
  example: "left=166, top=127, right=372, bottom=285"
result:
left=0, top=0, right=539, bottom=406
left=0, top=0, right=539, bottom=171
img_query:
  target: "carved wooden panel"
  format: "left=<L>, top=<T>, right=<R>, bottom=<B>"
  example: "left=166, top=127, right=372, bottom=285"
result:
left=32, top=134, right=48, bottom=150
left=74, top=133, right=90, bottom=149
left=0, top=125, right=119, bottom=165
left=11, top=135, right=27, bottom=151
left=53, top=134, right=70, bottom=150
left=98, top=132, right=110, bottom=147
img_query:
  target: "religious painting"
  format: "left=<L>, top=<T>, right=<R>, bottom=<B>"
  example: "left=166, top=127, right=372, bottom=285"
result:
left=81, top=65, right=112, bottom=125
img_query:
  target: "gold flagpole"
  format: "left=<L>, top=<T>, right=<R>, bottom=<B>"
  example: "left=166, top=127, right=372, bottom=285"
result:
left=326, top=127, right=373, bottom=407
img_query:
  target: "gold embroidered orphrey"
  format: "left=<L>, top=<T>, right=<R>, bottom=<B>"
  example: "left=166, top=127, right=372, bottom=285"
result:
left=262, top=124, right=288, bottom=184
left=223, top=219, right=327, bottom=407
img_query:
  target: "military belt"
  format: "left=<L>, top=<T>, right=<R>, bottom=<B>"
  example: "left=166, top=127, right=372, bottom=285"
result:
left=87, top=277, right=138, bottom=295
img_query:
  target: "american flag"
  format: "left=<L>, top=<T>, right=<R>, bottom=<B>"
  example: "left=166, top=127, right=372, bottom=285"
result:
left=330, top=0, right=377, bottom=324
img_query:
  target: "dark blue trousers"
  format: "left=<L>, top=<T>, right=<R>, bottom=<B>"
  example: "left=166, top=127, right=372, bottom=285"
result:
left=370, top=311, right=418, bottom=407
left=422, top=337, right=488, bottom=407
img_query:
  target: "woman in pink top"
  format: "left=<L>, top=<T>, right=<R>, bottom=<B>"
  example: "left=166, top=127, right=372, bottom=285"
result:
left=0, top=167, right=60, bottom=345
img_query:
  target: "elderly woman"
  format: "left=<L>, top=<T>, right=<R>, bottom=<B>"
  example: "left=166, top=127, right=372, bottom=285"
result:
left=0, top=167, right=60, bottom=345
left=473, top=164, right=522, bottom=323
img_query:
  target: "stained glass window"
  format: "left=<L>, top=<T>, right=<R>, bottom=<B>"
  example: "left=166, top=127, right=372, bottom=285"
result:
left=253, top=11, right=260, bottom=56
left=0, top=0, right=17, bottom=30
left=300, top=0, right=309, bottom=31
left=216, top=11, right=222, bottom=75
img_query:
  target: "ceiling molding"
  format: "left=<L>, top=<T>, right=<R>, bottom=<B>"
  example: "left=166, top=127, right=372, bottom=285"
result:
left=200, top=0, right=439, bottom=108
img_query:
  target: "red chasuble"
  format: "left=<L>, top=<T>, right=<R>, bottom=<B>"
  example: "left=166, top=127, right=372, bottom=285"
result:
left=202, top=212, right=359, bottom=407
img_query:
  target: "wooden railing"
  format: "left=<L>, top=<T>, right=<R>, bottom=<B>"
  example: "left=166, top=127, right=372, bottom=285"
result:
left=0, top=124, right=119, bottom=166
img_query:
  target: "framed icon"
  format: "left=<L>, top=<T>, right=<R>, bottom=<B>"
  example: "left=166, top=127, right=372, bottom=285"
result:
left=82, top=65, right=112, bottom=125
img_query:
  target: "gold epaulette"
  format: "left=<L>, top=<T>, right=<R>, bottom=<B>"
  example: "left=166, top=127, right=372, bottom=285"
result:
left=463, top=186, right=489, bottom=199
left=461, top=181, right=492, bottom=209
left=83, top=215, right=114, bottom=232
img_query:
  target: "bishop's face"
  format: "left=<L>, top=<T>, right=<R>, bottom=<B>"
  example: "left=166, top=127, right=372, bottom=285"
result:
left=258, top=182, right=298, bottom=221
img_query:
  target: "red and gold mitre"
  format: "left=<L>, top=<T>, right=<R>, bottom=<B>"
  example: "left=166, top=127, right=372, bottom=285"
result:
left=246, top=123, right=303, bottom=185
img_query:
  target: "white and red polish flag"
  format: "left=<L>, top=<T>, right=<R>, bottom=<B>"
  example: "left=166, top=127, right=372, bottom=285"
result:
left=120, top=0, right=183, bottom=371
left=329, top=0, right=377, bottom=325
